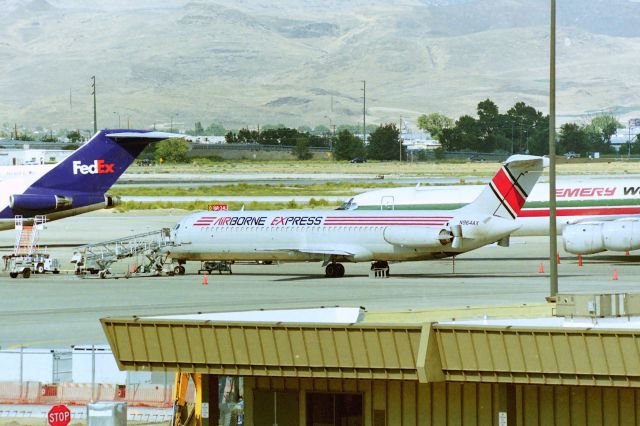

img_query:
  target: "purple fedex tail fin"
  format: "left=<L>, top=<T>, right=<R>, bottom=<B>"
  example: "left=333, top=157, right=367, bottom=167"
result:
left=27, top=130, right=176, bottom=196
left=5, top=130, right=181, bottom=217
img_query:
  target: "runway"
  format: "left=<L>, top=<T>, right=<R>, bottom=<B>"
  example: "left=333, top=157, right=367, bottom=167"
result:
left=1, top=211, right=639, bottom=348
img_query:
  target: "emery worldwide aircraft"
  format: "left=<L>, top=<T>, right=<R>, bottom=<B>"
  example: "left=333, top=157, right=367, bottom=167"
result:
left=344, top=178, right=640, bottom=255
left=0, top=129, right=180, bottom=231
left=169, top=155, right=546, bottom=277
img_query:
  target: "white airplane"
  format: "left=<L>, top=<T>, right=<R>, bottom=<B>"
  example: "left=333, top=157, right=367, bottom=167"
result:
left=0, top=129, right=180, bottom=231
left=344, top=178, right=640, bottom=255
left=168, top=155, right=546, bottom=277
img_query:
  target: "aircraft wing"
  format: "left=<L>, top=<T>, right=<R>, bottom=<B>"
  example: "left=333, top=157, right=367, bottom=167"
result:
left=257, top=244, right=372, bottom=260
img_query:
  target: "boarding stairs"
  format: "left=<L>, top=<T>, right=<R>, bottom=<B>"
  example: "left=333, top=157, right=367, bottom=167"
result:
left=71, top=228, right=176, bottom=278
left=14, top=215, right=45, bottom=256
left=2, top=216, right=51, bottom=278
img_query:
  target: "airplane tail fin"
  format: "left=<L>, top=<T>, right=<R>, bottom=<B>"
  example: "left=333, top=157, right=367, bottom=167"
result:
left=24, top=130, right=182, bottom=199
left=461, top=155, right=547, bottom=219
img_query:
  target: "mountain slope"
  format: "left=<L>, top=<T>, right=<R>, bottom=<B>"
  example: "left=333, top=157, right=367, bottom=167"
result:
left=1, top=0, right=639, bottom=130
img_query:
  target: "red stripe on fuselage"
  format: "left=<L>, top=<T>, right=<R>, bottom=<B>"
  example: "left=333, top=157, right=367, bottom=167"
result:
left=520, top=206, right=640, bottom=217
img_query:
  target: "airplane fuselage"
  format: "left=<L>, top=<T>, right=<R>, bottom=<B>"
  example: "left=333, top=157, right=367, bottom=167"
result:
left=346, top=180, right=640, bottom=236
left=170, top=210, right=520, bottom=263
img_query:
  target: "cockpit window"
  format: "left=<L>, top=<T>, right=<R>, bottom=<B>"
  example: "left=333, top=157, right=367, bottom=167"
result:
left=337, top=198, right=356, bottom=210
left=175, top=223, right=180, bottom=230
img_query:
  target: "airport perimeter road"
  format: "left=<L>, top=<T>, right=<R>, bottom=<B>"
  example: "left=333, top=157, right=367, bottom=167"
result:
left=1, top=211, right=639, bottom=348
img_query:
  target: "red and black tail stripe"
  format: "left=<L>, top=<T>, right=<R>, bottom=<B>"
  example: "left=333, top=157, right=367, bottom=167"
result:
left=489, top=166, right=527, bottom=219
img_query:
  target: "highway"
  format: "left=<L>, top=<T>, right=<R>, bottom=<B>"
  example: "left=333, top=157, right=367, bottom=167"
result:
left=1, top=210, right=638, bottom=349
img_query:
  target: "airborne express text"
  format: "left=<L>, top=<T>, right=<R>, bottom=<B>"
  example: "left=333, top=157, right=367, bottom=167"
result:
left=207, top=216, right=323, bottom=226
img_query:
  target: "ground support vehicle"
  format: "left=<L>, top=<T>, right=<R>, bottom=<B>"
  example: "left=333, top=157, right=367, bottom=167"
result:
left=198, top=261, right=233, bottom=275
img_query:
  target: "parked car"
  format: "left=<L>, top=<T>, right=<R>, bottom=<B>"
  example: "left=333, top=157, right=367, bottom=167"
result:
left=564, top=151, right=580, bottom=159
left=350, top=157, right=366, bottom=163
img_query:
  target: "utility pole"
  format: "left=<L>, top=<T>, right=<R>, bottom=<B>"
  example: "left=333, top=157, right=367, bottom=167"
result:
left=91, top=76, right=97, bottom=134
left=399, top=116, right=403, bottom=161
left=361, top=80, right=366, bottom=143
left=549, top=0, right=558, bottom=297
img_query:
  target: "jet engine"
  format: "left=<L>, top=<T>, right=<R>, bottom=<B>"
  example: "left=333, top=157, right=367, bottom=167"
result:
left=9, top=194, right=73, bottom=211
left=383, top=226, right=454, bottom=248
left=602, top=220, right=640, bottom=252
left=563, top=220, right=640, bottom=254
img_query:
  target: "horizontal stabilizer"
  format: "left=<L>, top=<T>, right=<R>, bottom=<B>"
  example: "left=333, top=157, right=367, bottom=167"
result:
left=105, top=131, right=185, bottom=140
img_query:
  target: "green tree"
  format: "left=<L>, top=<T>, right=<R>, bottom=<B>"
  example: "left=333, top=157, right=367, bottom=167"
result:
left=67, top=130, right=83, bottom=143
left=193, top=122, right=204, bottom=136
left=506, top=102, right=546, bottom=154
left=16, top=132, right=35, bottom=141
left=333, top=130, right=365, bottom=160
left=225, top=131, right=237, bottom=143
left=558, top=123, right=589, bottom=155
left=476, top=99, right=501, bottom=152
left=367, top=123, right=403, bottom=161
left=588, top=115, right=621, bottom=143
left=40, top=132, right=58, bottom=142
left=206, top=123, right=227, bottom=136
left=236, top=128, right=260, bottom=144
left=292, top=137, right=313, bottom=160
left=313, top=125, right=330, bottom=136
left=416, top=113, right=454, bottom=140
left=154, top=138, right=190, bottom=163
left=440, top=115, right=480, bottom=152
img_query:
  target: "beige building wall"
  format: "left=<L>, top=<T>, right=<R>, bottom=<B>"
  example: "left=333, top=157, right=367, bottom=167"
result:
left=243, top=376, right=640, bottom=426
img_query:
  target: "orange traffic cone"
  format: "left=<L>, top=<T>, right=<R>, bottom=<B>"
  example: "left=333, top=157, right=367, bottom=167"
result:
left=556, top=253, right=561, bottom=264
left=577, top=254, right=583, bottom=267
left=613, top=270, right=619, bottom=281
left=538, top=262, right=545, bottom=273
left=202, top=274, right=208, bottom=285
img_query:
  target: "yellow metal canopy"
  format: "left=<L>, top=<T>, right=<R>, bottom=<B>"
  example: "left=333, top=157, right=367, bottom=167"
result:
left=101, top=317, right=640, bottom=387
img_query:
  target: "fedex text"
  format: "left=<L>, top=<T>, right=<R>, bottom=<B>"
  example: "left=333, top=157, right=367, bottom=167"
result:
left=72, top=160, right=115, bottom=175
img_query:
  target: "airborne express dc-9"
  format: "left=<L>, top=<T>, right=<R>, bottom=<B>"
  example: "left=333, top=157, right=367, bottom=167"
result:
left=168, top=155, right=547, bottom=277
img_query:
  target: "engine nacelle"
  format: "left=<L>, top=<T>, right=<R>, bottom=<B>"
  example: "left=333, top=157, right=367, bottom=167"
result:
left=563, top=220, right=640, bottom=254
left=602, top=220, right=640, bottom=252
left=562, top=223, right=604, bottom=254
left=383, top=226, right=453, bottom=248
left=9, top=194, right=73, bottom=211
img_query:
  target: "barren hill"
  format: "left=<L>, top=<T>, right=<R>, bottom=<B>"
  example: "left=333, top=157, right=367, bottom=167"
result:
left=1, top=0, right=639, bottom=130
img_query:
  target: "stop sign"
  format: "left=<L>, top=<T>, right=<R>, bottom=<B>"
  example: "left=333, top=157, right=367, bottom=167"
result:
left=48, top=404, right=71, bottom=426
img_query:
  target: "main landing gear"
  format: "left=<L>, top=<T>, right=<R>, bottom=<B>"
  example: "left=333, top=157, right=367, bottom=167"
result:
left=370, top=261, right=390, bottom=277
left=325, top=262, right=345, bottom=278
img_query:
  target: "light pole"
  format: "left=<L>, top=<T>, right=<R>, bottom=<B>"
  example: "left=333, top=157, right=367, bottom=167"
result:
left=170, top=114, right=178, bottom=133
left=549, top=0, right=558, bottom=297
left=361, top=80, right=366, bottom=143
left=629, top=119, right=632, bottom=159
left=324, top=115, right=334, bottom=151
left=91, top=76, right=97, bottom=133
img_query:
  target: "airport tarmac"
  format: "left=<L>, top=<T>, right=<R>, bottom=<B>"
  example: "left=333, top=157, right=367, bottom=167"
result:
left=1, top=210, right=639, bottom=349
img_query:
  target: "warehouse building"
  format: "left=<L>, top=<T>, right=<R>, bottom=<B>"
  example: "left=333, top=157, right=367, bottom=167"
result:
left=102, top=295, right=640, bottom=425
